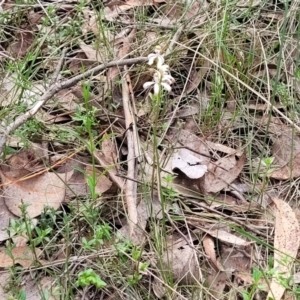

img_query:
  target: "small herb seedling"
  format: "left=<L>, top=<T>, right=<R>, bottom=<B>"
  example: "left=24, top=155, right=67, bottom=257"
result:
left=76, top=269, right=107, bottom=289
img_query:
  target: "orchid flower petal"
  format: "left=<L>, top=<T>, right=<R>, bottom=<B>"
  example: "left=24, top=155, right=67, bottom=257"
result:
left=147, top=53, right=156, bottom=66
left=154, top=83, right=160, bottom=95
left=162, top=74, right=175, bottom=85
left=159, top=64, right=169, bottom=74
left=161, top=82, right=172, bottom=92
left=156, top=55, right=165, bottom=69
left=143, top=81, right=154, bottom=89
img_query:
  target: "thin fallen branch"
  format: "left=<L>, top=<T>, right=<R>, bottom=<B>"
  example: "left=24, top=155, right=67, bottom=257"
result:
left=124, top=65, right=143, bottom=163
left=0, top=56, right=148, bottom=156
left=122, top=70, right=138, bottom=237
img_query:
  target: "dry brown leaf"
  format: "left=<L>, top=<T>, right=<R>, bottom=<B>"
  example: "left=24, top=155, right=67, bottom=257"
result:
left=94, top=150, right=124, bottom=190
left=161, top=0, right=208, bottom=24
left=79, top=42, right=103, bottom=62
left=0, top=273, right=59, bottom=300
left=101, top=137, right=118, bottom=165
left=172, top=61, right=212, bottom=99
left=174, top=101, right=200, bottom=118
left=142, top=133, right=208, bottom=198
left=93, top=137, right=125, bottom=189
left=170, top=130, right=211, bottom=165
left=0, top=167, right=71, bottom=218
left=0, top=246, right=42, bottom=268
left=5, top=150, right=41, bottom=174
left=202, top=153, right=246, bottom=194
left=21, top=276, right=60, bottom=300
left=65, top=168, right=87, bottom=200
left=268, top=122, right=300, bottom=179
left=261, top=13, right=283, bottom=22
left=54, top=88, right=78, bottom=112
left=27, top=10, right=44, bottom=26
left=186, top=0, right=208, bottom=21
left=56, top=156, right=90, bottom=201
left=207, top=271, right=227, bottom=299
left=85, top=165, right=113, bottom=195
left=152, top=278, right=166, bottom=299
left=244, top=102, right=285, bottom=111
left=82, top=9, right=99, bottom=35
left=160, top=233, right=202, bottom=285
left=221, top=245, right=252, bottom=274
left=9, top=30, right=34, bottom=57
left=292, top=272, right=300, bottom=284
left=13, top=236, right=29, bottom=247
left=143, top=144, right=204, bottom=199
left=267, top=198, right=300, bottom=300
left=0, top=272, right=11, bottom=298
left=172, top=148, right=207, bottom=179
left=251, top=63, right=279, bottom=79
left=202, top=235, right=220, bottom=269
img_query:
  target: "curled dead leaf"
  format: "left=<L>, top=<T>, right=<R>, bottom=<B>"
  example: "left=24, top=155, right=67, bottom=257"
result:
left=267, top=198, right=300, bottom=300
left=202, top=235, right=220, bottom=270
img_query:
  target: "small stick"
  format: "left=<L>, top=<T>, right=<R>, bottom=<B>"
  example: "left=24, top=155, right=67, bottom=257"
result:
left=122, top=70, right=138, bottom=237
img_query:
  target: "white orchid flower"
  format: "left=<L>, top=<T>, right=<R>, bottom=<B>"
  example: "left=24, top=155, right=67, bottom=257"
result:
left=147, top=45, right=165, bottom=69
left=143, top=69, right=174, bottom=95
left=144, top=46, right=175, bottom=95
left=162, top=73, right=175, bottom=85
left=143, top=71, right=161, bottom=95
left=158, top=64, right=170, bottom=74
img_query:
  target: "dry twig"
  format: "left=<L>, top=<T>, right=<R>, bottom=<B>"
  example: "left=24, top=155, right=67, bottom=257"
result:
left=122, top=70, right=138, bottom=237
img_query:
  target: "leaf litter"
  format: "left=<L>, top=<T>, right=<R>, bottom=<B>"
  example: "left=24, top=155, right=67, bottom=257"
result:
left=0, top=150, right=73, bottom=218
left=0, top=0, right=300, bottom=299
